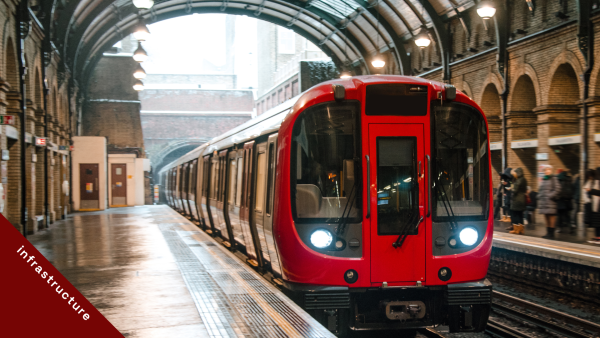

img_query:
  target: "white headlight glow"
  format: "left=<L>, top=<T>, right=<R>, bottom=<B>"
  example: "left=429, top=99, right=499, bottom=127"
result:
left=310, top=229, right=333, bottom=249
left=459, top=227, right=478, bottom=246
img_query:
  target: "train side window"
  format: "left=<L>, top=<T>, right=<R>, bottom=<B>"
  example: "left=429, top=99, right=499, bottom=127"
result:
left=235, top=157, right=243, bottom=207
left=210, top=160, right=217, bottom=199
left=266, top=143, right=275, bottom=215
left=228, top=159, right=235, bottom=204
left=255, top=152, right=267, bottom=212
left=376, top=137, right=419, bottom=236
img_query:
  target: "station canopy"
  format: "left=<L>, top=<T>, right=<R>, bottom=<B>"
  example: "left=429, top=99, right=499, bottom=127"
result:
left=49, top=0, right=478, bottom=80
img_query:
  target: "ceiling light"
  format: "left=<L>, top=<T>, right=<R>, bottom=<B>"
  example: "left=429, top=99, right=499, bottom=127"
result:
left=133, top=42, right=148, bottom=62
left=415, top=28, right=431, bottom=48
left=132, top=0, right=154, bottom=9
left=133, top=64, right=146, bottom=79
left=371, top=55, right=385, bottom=68
left=133, top=22, right=150, bottom=42
left=477, top=0, right=496, bottom=19
left=340, top=71, right=352, bottom=79
left=133, top=79, right=144, bottom=91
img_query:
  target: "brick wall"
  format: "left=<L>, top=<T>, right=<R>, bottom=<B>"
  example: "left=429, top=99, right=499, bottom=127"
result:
left=139, top=89, right=254, bottom=112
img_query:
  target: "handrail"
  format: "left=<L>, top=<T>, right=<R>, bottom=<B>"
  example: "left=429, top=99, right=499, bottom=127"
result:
left=426, top=155, right=431, bottom=217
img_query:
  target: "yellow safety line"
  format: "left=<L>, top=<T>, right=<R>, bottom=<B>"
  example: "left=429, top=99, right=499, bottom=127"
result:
left=78, top=208, right=101, bottom=211
left=495, top=235, right=600, bottom=257
left=110, top=205, right=128, bottom=208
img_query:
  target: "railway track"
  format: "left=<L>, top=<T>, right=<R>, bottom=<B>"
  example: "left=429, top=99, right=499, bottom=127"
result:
left=489, top=290, right=600, bottom=338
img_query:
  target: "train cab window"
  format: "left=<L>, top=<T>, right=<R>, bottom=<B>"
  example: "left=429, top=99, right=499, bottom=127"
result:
left=291, top=101, right=361, bottom=223
left=235, top=158, right=243, bottom=207
left=432, top=102, right=490, bottom=221
left=376, top=137, right=419, bottom=235
left=255, top=152, right=267, bottom=212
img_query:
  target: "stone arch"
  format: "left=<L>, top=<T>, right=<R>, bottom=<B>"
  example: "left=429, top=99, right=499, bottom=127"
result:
left=542, top=57, right=581, bottom=177
left=480, top=83, right=501, bottom=118
left=4, top=37, right=18, bottom=91
left=548, top=63, right=581, bottom=105
left=152, top=140, right=207, bottom=174
left=507, top=74, right=539, bottom=190
left=546, top=50, right=583, bottom=104
left=460, top=81, right=473, bottom=100
left=508, top=63, right=542, bottom=109
left=475, top=71, right=503, bottom=105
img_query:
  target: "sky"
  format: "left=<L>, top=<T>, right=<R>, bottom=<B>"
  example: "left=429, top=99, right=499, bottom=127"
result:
left=141, top=14, right=258, bottom=89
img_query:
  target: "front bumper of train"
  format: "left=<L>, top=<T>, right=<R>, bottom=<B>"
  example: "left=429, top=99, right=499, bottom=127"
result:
left=285, top=278, right=492, bottom=334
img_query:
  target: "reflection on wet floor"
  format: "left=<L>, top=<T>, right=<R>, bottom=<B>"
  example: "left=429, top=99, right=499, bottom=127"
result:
left=28, top=206, right=333, bottom=338
left=493, top=219, right=599, bottom=246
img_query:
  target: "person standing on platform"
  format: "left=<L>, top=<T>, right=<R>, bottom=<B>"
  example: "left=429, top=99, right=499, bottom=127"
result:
left=494, top=178, right=504, bottom=221
left=583, top=169, right=595, bottom=228
left=572, top=173, right=581, bottom=231
left=525, top=186, right=537, bottom=227
left=501, top=167, right=513, bottom=226
left=509, top=168, right=527, bottom=234
left=556, top=169, right=574, bottom=234
left=585, top=167, right=600, bottom=244
left=538, top=165, right=561, bottom=239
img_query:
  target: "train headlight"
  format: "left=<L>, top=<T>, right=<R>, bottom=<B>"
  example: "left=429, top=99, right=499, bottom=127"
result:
left=310, top=229, right=333, bottom=249
left=459, top=227, right=478, bottom=246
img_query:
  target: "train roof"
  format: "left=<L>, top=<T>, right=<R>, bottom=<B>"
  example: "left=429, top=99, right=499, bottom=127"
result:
left=158, top=75, right=460, bottom=174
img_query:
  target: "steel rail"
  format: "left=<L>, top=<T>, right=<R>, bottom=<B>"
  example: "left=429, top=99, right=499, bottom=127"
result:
left=485, top=319, right=530, bottom=338
left=417, top=327, right=446, bottom=338
left=492, top=290, right=600, bottom=338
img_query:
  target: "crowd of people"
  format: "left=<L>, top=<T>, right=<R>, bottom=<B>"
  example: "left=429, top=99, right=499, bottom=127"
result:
left=493, top=166, right=600, bottom=244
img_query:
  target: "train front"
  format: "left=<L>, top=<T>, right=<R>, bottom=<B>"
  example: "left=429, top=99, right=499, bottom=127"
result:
left=275, top=75, right=493, bottom=335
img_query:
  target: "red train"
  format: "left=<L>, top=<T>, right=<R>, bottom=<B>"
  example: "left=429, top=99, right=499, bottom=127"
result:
left=160, top=75, right=493, bottom=335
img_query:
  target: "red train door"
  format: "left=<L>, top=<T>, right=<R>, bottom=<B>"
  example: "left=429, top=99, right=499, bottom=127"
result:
left=368, top=123, right=426, bottom=284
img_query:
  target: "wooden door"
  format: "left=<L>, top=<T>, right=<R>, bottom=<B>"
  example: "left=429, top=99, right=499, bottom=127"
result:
left=111, top=163, right=127, bottom=206
left=80, top=163, right=99, bottom=210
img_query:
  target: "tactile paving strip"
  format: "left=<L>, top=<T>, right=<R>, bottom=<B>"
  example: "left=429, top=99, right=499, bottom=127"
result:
left=156, top=210, right=334, bottom=338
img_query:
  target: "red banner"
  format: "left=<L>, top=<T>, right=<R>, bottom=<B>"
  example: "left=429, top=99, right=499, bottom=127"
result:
left=0, top=214, right=122, bottom=337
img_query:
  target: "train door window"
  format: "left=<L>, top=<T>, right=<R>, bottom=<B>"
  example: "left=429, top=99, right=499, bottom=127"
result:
left=255, top=152, right=267, bottom=212
left=210, top=159, right=217, bottom=199
left=229, top=159, right=236, bottom=204
left=376, top=137, right=419, bottom=235
left=266, top=143, right=275, bottom=215
left=235, top=157, right=243, bottom=207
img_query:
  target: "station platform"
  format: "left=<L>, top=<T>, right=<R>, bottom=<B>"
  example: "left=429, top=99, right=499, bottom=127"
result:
left=28, top=205, right=334, bottom=338
left=492, top=220, right=600, bottom=269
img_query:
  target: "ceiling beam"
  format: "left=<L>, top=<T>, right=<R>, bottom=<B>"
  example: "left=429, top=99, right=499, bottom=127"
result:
left=417, top=0, right=451, bottom=81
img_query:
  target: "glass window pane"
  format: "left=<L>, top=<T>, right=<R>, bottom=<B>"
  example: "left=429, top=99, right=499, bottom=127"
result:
left=236, top=158, right=243, bottom=206
left=432, top=102, right=490, bottom=220
left=376, top=137, right=419, bottom=235
left=255, top=153, right=267, bottom=212
left=291, top=101, right=361, bottom=223
left=228, top=159, right=236, bottom=204
left=266, top=143, right=275, bottom=215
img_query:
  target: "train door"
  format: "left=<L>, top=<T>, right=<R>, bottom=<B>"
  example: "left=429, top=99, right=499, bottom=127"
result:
left=171, top=169, right=177, bottom=209
left=189, top=159, right=199, bottom=221
left=253, top=142, right=272, bottom=267
left=262, top=134, right=282, bottom=275
left=182, top=163, right=190, bottom=215
left=226, top=150, right=245, bottom=248
left=217, top=150, right=234, bottom=247
left=196, top=157, right=207, bottom=229
left=240, top=141, right=262, bottom=267
left=202, top=155, right=215, bottom=234
left=368, top=124, right=426, bottom=283
left=209, top=154, right=221, bottom=236
left=79, top=163, right=99, bottom=210
left=175, top=166, right=182, bottom=210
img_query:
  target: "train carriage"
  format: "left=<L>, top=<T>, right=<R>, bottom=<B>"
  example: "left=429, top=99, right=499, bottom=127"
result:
left=159, top=75, right=493, bottom=335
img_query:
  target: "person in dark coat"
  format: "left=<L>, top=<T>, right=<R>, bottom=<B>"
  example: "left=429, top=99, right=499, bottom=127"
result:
left=509, top=168, right=527, bottom=234
left=556, top=169, right=574, bottom=234
left=583, top=169, right=595, bottom=227
left=538, top=165, right=561, bottom=239
left=493, top=178, right=503, bottom=220
left=571, top=173, right=581, bottom=231
left=525, top=186, right=537, bottom=226
left=501, top=167, right=513, bottom=224
left=585, top=167, right=600, bottom=244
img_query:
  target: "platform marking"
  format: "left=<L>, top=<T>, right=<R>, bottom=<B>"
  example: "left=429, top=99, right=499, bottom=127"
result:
left=494, top=237, right=600, bottom=259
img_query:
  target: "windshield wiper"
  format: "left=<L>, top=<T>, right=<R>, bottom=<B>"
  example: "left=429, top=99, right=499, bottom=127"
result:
left=336, top=181, right=357, bottom=236
left=434, top=171, right=459, bottom=231
left=393, top=216, right=423, bottom=248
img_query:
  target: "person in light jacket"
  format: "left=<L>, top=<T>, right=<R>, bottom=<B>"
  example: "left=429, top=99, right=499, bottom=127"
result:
left=585, top=168, right=600, bottom=244
left=509, top=168, right=527, bottom=234
left=537, top=165, right=561, bottom=239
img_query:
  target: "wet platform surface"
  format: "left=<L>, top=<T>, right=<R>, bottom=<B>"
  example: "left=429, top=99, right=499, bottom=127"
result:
left=493, top=220, right=600, bottom=268
left=28, top=205, right=333, bottom=338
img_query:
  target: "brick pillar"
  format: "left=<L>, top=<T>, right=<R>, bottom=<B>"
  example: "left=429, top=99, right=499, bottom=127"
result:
left=5, top=89, right=21, bottom=231
left=0, top=77, right=10, bottom=221
left=586, top=99, right=600, bottom=171
left=535, top=105, right=580, bottom=174
left=507, top=110, right=538, bottom=190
